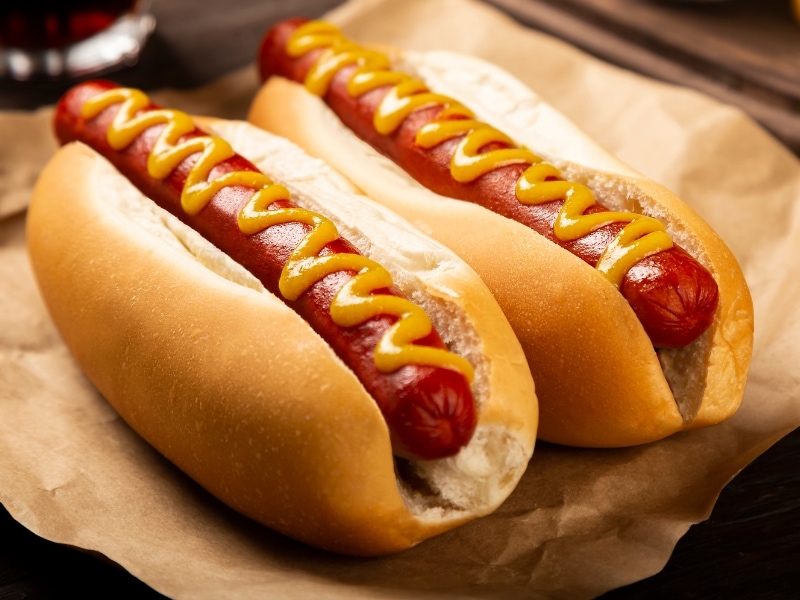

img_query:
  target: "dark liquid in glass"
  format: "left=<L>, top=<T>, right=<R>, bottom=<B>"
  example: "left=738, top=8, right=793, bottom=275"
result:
left=0, top=1, right=136, bottom=49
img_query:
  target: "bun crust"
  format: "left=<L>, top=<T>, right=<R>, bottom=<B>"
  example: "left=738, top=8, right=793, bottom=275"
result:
left=248, top=51, right=753, bottom=448
left=27, top=129, right=537, bottom=556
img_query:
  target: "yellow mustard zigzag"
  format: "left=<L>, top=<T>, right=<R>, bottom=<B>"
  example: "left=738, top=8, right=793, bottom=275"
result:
left=288, top=20, right=674, bottom=286
left=81, top=87, right=473, bottom=379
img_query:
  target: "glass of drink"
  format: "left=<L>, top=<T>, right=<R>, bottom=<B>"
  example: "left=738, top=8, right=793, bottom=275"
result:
left=0, top=0, right=155, bottom=81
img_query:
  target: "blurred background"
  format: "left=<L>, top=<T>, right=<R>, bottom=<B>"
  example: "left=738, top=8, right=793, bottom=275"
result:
left=2, top=0, right=799, bottom=155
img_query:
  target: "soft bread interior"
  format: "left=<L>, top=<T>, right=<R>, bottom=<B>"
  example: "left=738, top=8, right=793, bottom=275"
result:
left=28, top=132, right=535, bottom=552
left=206, top=120, right=536, bottom=511
left=249, top=49, right=753, bottom=447
left=396, top=49, right=640, bottom=178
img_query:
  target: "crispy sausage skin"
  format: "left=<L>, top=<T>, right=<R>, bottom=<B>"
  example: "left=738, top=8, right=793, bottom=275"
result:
left=54, top=80, right=477, bottom=460
left=258, top=18, right=719, bottom=350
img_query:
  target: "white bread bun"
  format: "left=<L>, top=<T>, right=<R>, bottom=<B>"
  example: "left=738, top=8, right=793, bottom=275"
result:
left=248, top=48, right=754, bottom=448
left=26, top=121, right=537, bottom=556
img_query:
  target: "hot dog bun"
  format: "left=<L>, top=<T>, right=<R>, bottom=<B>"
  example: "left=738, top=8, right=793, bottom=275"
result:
left=26, top=119, right=537, bottom=556
left=249, top=47, right=754, bottom=448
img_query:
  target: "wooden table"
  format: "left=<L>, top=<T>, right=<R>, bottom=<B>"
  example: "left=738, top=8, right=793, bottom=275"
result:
left=2, top=1, right=798, bottom=598
left=487, top=0, right=800, bottom=154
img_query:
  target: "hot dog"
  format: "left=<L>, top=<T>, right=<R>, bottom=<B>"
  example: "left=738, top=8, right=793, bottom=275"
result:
left=27, top=82, right=537, bottom=555
left=250, top=18, right=754, bottom=448
left=55, top=79, right=477, bottom=462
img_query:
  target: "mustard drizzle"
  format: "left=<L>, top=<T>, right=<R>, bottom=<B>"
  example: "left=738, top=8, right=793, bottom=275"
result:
left=287, top=21, right=674, bottom=286
left=80, top=87, right=474, bottom=380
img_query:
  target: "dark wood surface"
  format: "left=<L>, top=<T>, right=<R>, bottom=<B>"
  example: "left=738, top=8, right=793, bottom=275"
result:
left=486, top=0, right=800, bottom=153
left=2, top=1, right=799, bottom=598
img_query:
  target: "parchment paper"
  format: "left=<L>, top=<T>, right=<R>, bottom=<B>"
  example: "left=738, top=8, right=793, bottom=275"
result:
left=2, top=0, right=799, bottom=598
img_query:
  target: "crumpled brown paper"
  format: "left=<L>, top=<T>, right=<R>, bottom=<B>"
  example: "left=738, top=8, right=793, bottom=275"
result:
left=1, top=0, right=799, bottom=598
